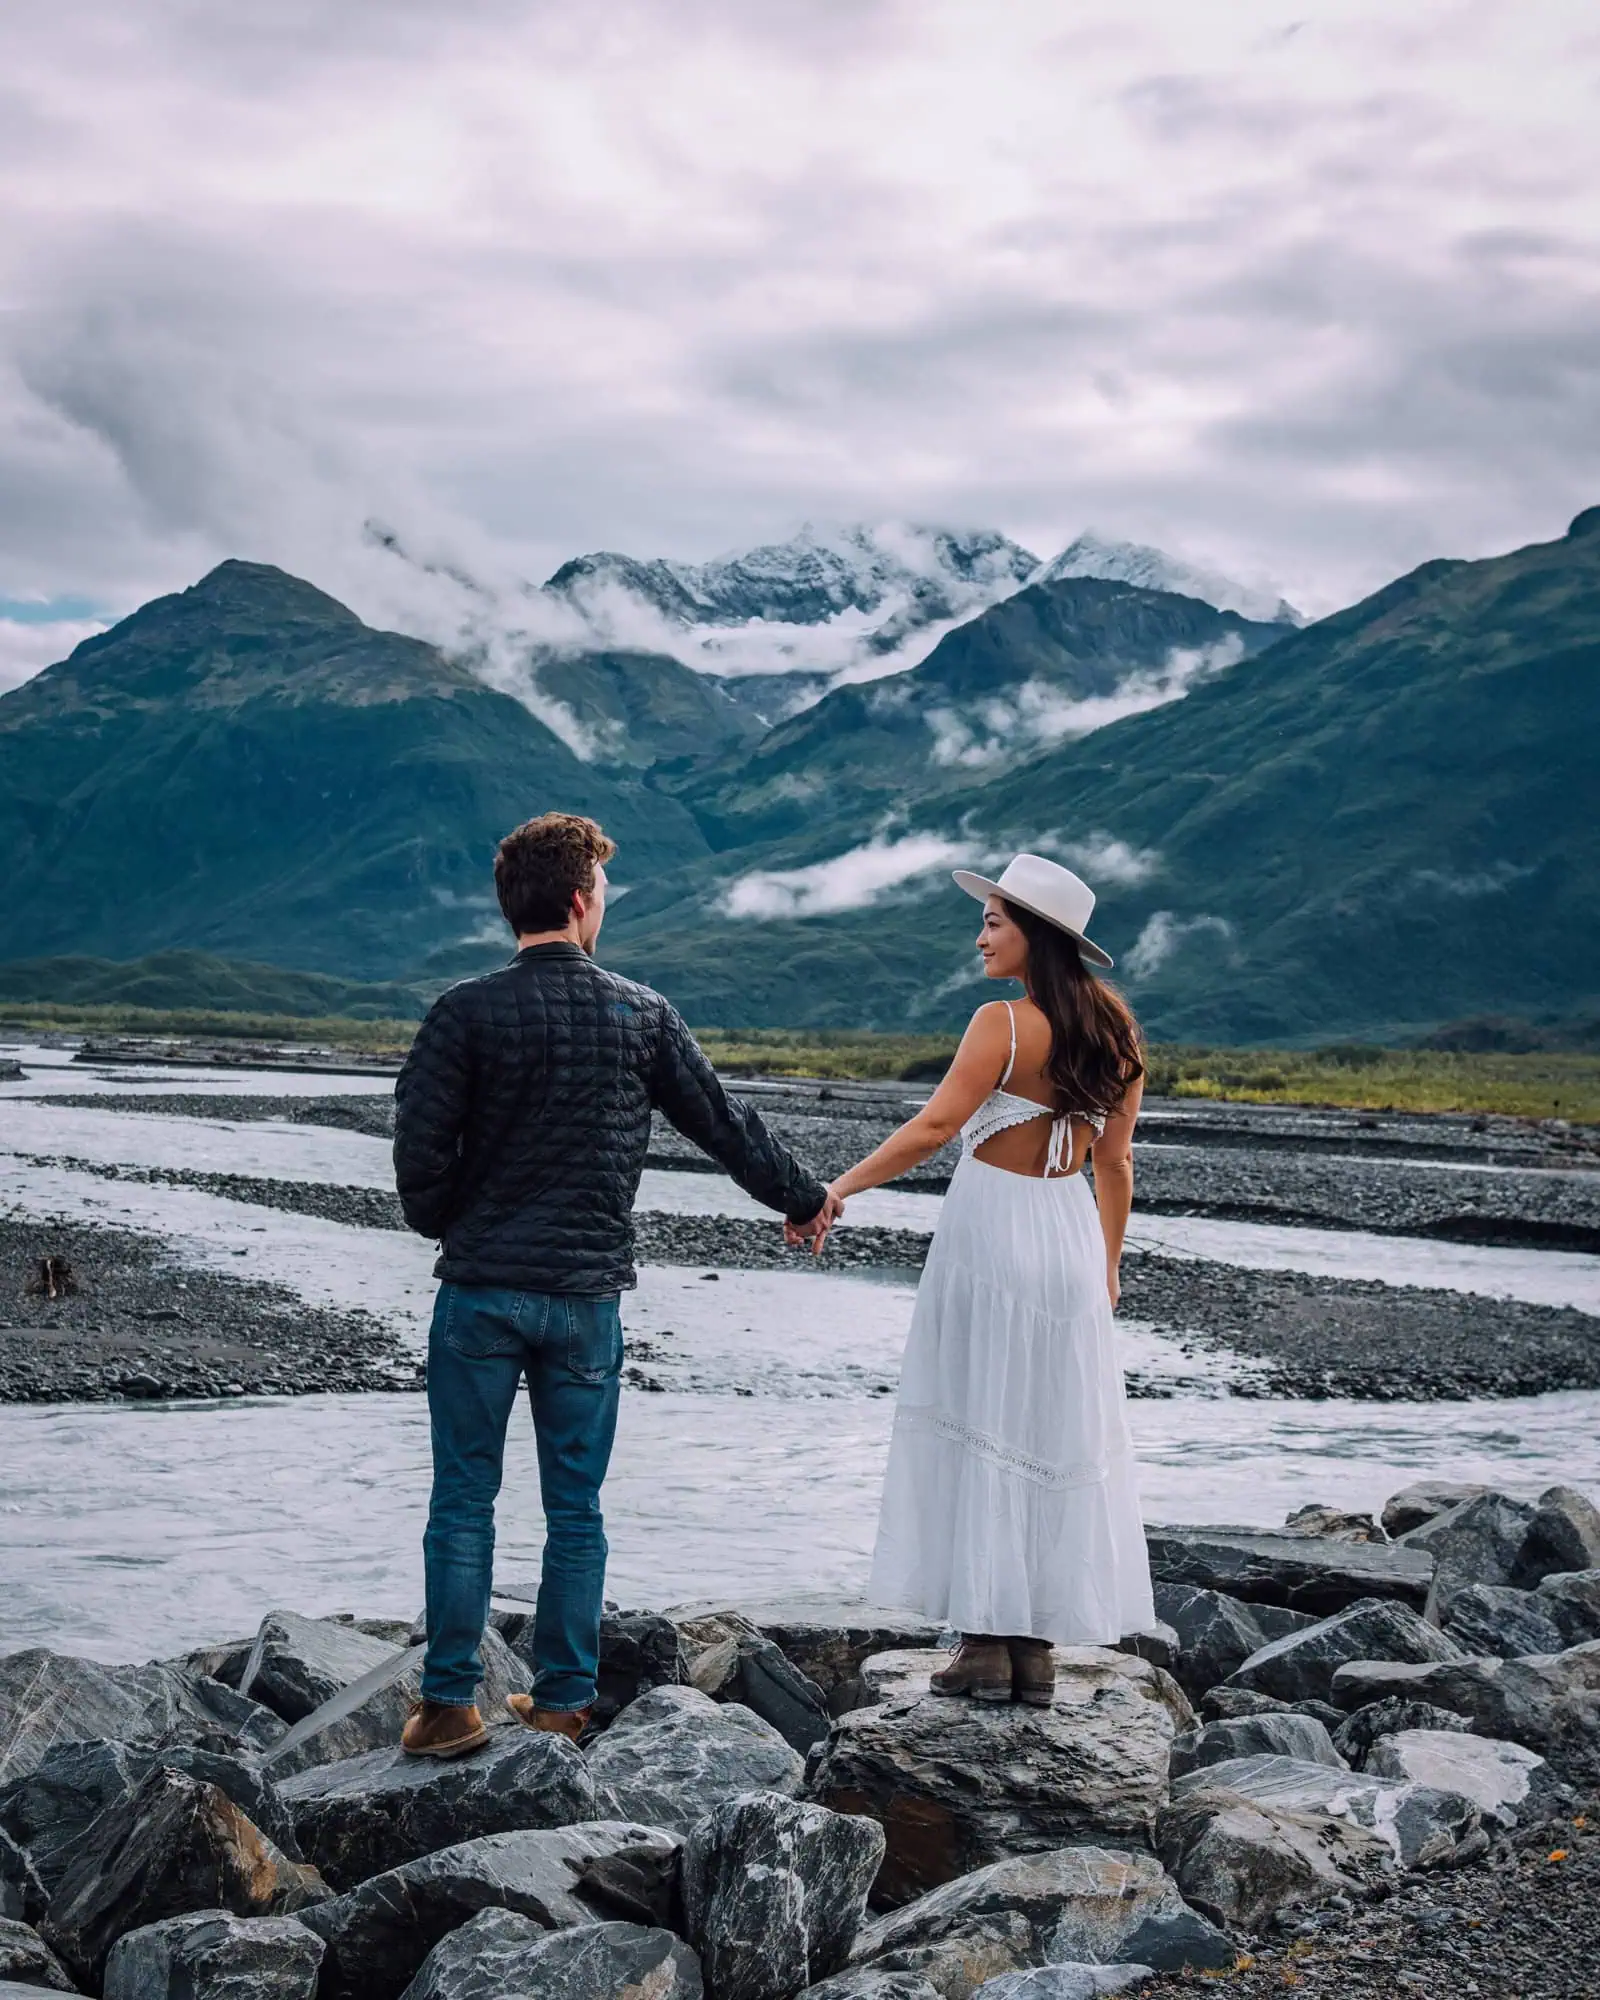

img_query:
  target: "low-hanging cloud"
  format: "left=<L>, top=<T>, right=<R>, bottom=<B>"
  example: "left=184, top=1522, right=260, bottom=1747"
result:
left=723, top=829, right=978, bottom=919
left=927, top=635, right=1247, bottom=766
left=1126, top=910, right=1235, bottom=980
left=1046, top=832, right=1162, bottom=889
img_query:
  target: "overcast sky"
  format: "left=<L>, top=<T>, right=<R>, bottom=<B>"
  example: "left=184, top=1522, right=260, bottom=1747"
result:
left=2, top=0, right=1597, bottom=687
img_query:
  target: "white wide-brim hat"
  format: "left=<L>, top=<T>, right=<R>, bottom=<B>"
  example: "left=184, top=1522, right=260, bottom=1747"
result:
left=952, top=852, right=1114, bottom=968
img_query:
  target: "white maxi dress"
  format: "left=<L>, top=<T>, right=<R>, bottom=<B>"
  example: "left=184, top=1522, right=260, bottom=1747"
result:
left=869, top=1004, right=1156, bottom=1643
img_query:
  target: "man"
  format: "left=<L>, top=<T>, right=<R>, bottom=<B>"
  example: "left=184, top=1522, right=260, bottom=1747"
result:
left=393, top=811, right=838, bottom=1755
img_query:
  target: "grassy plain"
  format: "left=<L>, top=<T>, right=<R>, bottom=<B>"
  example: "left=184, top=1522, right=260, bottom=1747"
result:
left=4, top=1004, right=1597, bottom=1121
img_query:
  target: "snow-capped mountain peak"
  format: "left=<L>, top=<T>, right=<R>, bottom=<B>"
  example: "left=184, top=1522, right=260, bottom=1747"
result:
left=1032, top=531, right=1303, bottom=626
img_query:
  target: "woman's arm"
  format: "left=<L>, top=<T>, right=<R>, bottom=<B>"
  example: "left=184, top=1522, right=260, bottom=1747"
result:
left=828, top=1004, right=1013, bottom=1200
left=1089, top=1074, right=1143, bottom=1307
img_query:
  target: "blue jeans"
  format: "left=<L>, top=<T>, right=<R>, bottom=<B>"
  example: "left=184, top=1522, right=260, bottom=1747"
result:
left=421, top=1282, right=623, bottom=1712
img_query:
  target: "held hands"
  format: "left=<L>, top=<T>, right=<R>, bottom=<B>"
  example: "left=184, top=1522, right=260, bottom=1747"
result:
left=785, top=1186, right=845, bottom=1258
left=1107, top=1258, right=1121, bottom=1311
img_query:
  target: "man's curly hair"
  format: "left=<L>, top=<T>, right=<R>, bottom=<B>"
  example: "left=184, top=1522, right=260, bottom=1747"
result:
left=494, top=812, right=617, bottom=936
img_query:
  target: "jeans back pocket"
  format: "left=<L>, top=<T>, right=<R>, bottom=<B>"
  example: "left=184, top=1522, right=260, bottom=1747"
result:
left=564, top=1295, right=623, bottom=1383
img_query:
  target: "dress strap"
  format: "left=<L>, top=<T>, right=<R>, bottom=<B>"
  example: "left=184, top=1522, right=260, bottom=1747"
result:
left=1045, top=1114, right=1069, bottom=1177
left=999, top=1001, right=1018, bottom=1087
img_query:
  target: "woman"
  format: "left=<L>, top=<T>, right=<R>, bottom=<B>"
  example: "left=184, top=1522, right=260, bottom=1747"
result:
left=822, top=852, right=1154, bottom=1705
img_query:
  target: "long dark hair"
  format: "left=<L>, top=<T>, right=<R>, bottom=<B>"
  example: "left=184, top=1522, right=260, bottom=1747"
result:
left=1002, top=898, right=1144, bottom=1117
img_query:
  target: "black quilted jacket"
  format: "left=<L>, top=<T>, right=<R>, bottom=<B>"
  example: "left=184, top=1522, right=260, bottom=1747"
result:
left=393, top=943, right=828, bottom=1294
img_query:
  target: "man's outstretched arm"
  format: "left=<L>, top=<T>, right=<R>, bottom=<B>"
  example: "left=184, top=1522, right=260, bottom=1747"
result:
left=650, top=1005, right=830, bottom=1224
left=394, top=993, right=473, bottom=1238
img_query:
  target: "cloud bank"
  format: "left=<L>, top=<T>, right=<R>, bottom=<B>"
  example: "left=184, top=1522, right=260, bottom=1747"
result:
left=1, top=0, right=1596, bottom=680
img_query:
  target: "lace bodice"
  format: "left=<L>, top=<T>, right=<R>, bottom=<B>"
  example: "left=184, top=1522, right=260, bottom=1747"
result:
left=960, top=1002, right=1106, bottom=1175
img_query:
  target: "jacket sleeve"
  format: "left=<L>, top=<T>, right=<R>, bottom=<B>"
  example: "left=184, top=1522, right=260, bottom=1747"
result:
left=393, top=991, right=474, bottom=1239
left=649, top=1005, right=828, bottom=1224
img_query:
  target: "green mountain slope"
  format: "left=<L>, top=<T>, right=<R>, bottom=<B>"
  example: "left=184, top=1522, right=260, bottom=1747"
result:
left=669, top=577, right=1284, bottom=849
left=0, top=562, right=708, bottom=977
left=604, top=511, right=1600, bottom=1040
left=0, top=950, right=430, bottom=1019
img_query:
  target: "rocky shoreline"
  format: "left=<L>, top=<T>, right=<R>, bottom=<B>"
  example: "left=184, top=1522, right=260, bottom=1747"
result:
left=9, top=1158, right=1597, bottom=1405
left=0, top=1219, right=420, bottom=1404
left=3, top=1486, right=1600, bottom=1998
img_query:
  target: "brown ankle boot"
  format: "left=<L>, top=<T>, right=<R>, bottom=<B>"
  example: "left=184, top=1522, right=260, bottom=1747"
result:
left=1008, top=1637, right=1055, bottom=1707
left=929, top=1636, right=1012, bottom=1702
left=506, top=1693, right=591, bottom=1741
left=400, top=1699, right=489, bottom=1757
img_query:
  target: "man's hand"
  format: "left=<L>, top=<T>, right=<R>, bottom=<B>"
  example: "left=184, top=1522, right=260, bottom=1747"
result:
left=785, top=1188, right=845, bottom=1257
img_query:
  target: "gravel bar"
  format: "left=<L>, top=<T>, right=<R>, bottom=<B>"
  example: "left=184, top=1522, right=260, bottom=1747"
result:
left=21, top=1156, right=1600, bottom=1402
left=0, top=1216, right=420, bottom=1404
left=41, top=1091, right=1599, bottom=1248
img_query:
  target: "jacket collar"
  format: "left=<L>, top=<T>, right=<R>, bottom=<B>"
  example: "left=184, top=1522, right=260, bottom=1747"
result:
left=513, top=941, right=588, bottom=963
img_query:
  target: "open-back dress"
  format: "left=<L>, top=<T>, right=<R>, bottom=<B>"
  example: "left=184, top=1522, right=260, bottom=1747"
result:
left=868, top=1001, right=1155, bottom=1642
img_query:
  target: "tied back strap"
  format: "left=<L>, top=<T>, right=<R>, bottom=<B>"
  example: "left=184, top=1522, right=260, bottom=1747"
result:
left=1000, top=1001, right=1018, bottom=1087
left=1045, top=1114, right=1069, bottom=1177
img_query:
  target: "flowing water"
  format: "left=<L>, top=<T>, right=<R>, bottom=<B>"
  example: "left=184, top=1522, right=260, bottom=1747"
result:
left=3, top=1043, right=1599, bottom=1661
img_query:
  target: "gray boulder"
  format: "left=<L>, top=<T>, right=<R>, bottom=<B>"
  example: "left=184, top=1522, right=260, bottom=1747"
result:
left=0, top=1739, right=301, bottom=1895
left=1169, top=1753, right=1482, bottom=1871
left=496, top=1606, right=684, bottom=1730
left=807, top=1650, right=1179, bottom=1908
left=278, top=1729, right=594, bottom=1888
left=259, top=1631, right=529, bottom=1779
left=803, top=1973, right=942, bottom=2000
left=102, top=1912, right=324, bottom=2000
left=667, top=1596, right=946, bottom=1717
left=587, top=1687, right=803, bottom=1834
left=970, top=1971, right=1153, bottom=2000
left=399, top=1913, right=700, bottom=2000
left=1282, top=1505, right=1387, bottom=1543
left=0, top=1917, right=74, bottom=1992
left=1365, top=1729, right=1545, bottom=1828
left=677, top=1617, right=834, bottom=1754
left=851, top=1846, right=1233, bottom=1981
left=1227, top=1599, right=1465, bottom=1704
left=0, top=1650, right=283, bottom=1784
left=1157, top=1784, right=1384, bottom=1932
left=1516, top=1486, right=1600, bottom=1586
left=1197, top=1687, right=1289, bottom=1724
left=1403, top=1493, right=1537, bottom=1621
left=1170, top=1712, right=1344, bottom=1779
left=854, top=1648, right=1193, bottom=1736
left=1441, top=1584, right=1565, bottom=1660
left=1380, top=1482, right=1494, bottom=1540
left=1152, top=1586, right=1284, bottom=1701
left=301, top=1819, right=680, bottom=2000
left=1332, top=1700, right=1471, bottom=1768
left=41, top=1768, right=327, bottom=1990
left=240, top=1610, right=406, bottom=1723
left=1112, top=1626, right=1179, bottom=1673
left=1144, top=1525, right=1431, bottom=1614
left=1535, top=1569, right=1600, bottom=1645
left=683, top=1791, right=883, bottom=2000
left=1330, top=1642, right=1600, bottom=1787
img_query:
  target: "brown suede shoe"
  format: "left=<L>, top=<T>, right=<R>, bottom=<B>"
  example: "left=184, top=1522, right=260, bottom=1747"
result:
left=506, top=1693, right=592, bottom=1741
left=400, top=1699, right=489, bottom=1757
left=1008, top=1637, right=1056, bottom=1708
left=929, top=1637, right=1012, bottom=1702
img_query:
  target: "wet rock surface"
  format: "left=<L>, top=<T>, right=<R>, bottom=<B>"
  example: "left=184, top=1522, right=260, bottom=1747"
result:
left=279, top=1730, right=595, bottom=1888
left=101, top=1909, right=325, bottom=2000
left=1152, top=1586, right=1316, bottom=1701
left=807, top=1649, right=1180, bottom=1908
left=1441, top=1582, right=1567, bottom=1658
left=1170, top=1713, right=1345, bottom=1780
left=0, top=1217, right=416, bottom=1402
left=682, top=1790, right=883, bottom=2000
left=42, top=1766, right=327, bottom=1989
left=301, top=1820, right=680, bottom=2000
left=400, top=1913, right=701, bottom=2000
left=585, top=1686, right=805, bottom=1833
